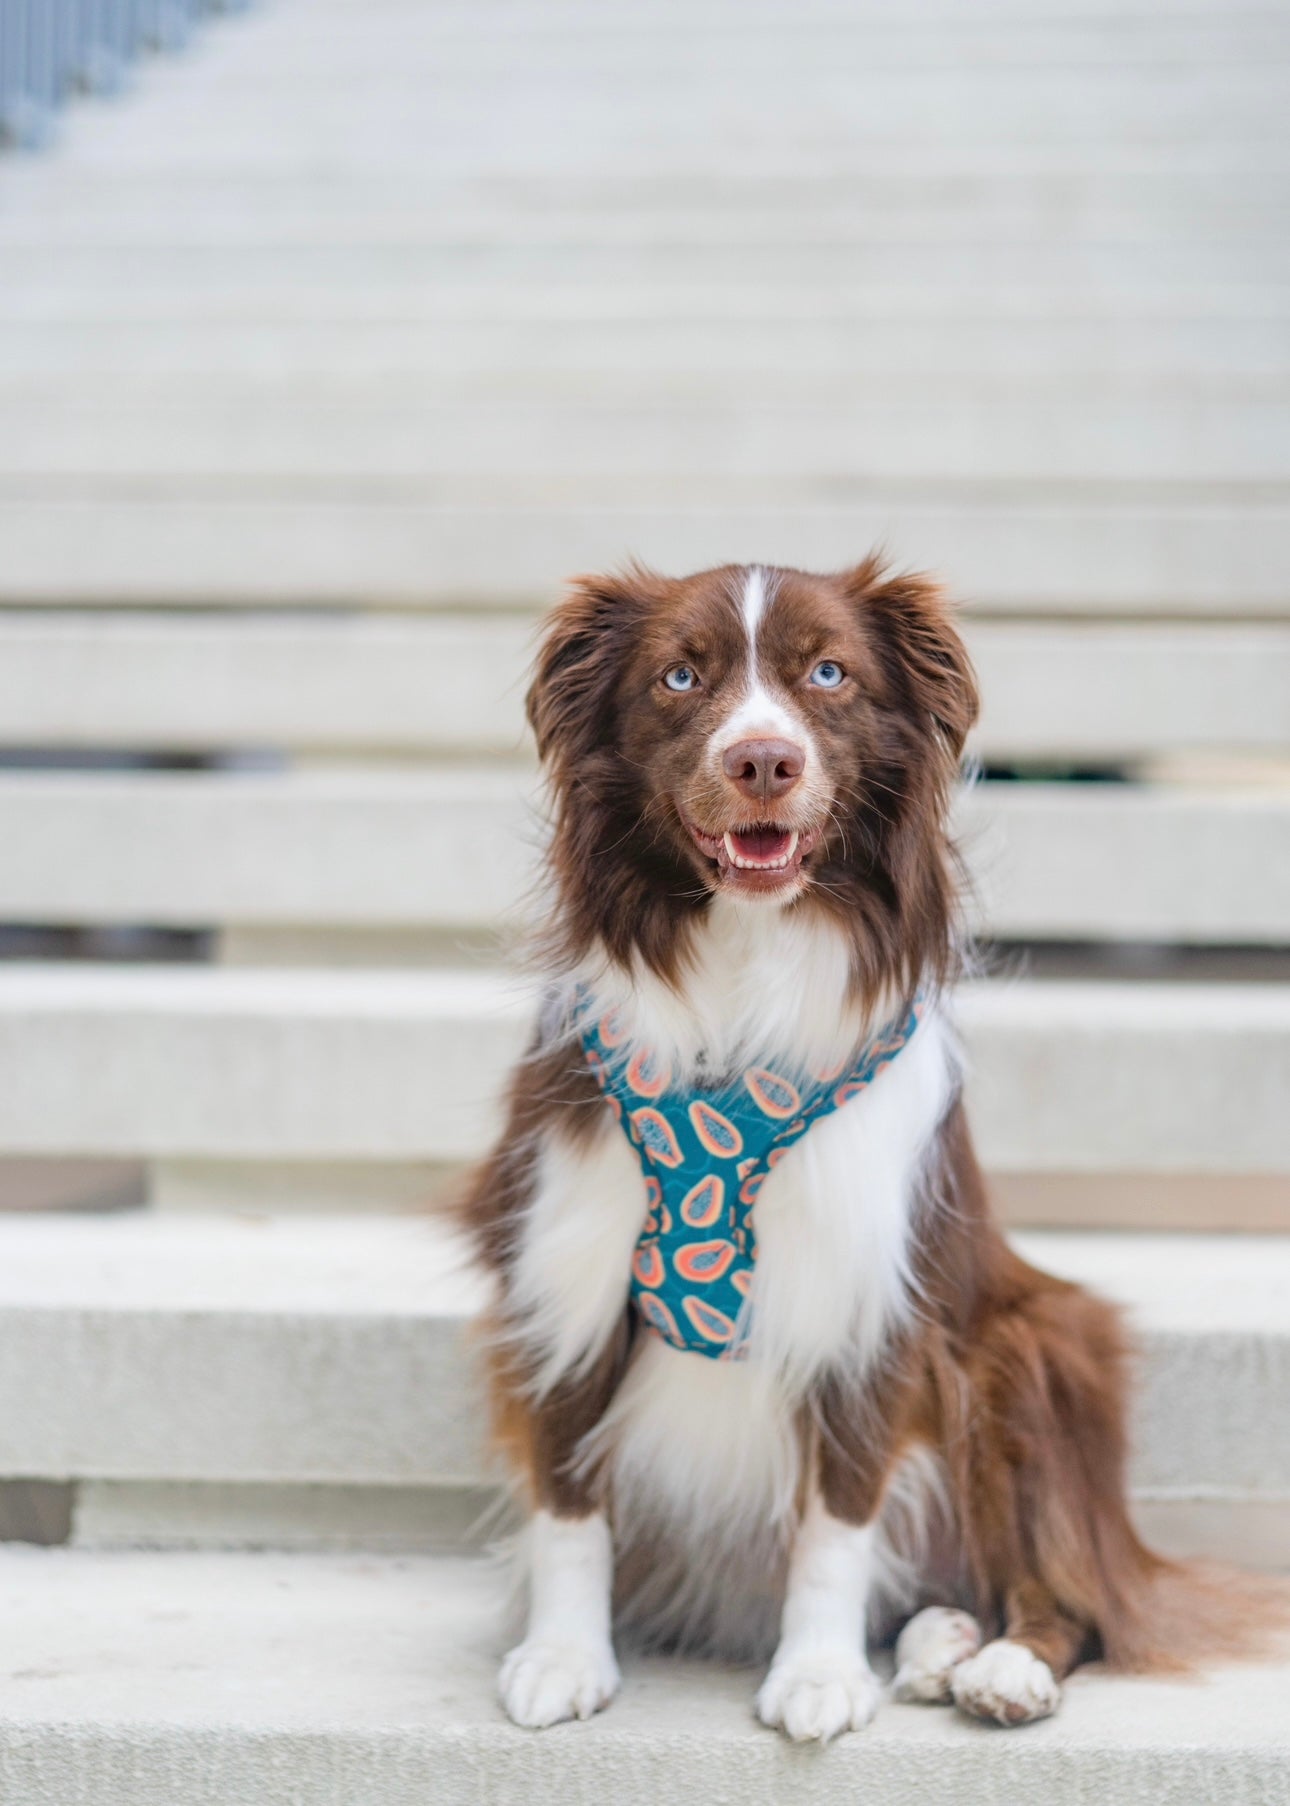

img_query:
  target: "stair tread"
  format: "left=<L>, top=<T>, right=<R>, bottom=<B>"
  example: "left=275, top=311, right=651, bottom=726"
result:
left=2, top=959, right=1288, bottom=1011
left=0, top=1544, right=1284, bottom=1806
left=0, top=768, right=1287, bottom=942
left=0, top=967, right=1286, bottom=1170
left=0, top=613, right=1284, bottom=758
left=0, top=1210, right=1285, bottom=1335
left=4, top=496, right=1286, bottom=613
left=0, top=1210, right=483, bottom=1317
left=0, top=1214, right=1283, bottom=1494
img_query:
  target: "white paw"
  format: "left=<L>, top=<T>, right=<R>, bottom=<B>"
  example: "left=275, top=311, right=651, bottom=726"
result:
left=756, top=1650, right=881, bottom=1743
left=950, top=1638, right=1061, bottom=1726
left=892, top=1606, right=983, bottom=1703
left=498, top=1637, right=621, bottom=1729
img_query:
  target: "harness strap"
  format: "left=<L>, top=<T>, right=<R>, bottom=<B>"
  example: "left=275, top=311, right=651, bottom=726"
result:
left=576, top=989, right=923, bottom=1359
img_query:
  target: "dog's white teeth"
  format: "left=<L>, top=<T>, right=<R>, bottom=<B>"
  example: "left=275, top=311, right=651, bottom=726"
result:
left=722, top=830, right=801, bottom=872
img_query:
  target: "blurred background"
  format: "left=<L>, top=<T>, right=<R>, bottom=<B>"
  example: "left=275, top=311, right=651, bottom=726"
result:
left=0, top=0, right=1285, bottom=1561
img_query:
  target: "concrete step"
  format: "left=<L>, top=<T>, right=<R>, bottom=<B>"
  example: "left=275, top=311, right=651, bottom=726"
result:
left=963, top=782, right=1290, bottom=944
left=281, top=0, right=1280, bottom=17
left=19, top=24, right=1290, bottom=120
left=36, top=15, right=1285, bottom=79
left=0, top=966, right=1285, bottom=1173
left=2, top=494, right=1286, bottom=613
left=1, top=769, right=1286, bottom=944
left=10, top=151, right=1286, bottom=200
left=0, top=766, right=535, bottom=933
left=37, top=74, right=1288, bottom=154
left=54, top=0, right=1290, bottom=30
left=0, top=1213, right=484, bottom=1491
left=286, top=0, right=1280, bottom=23
left=2, top=315, right=1288, bottom=382
left=7, top=396, right=1290, bottom=484
left=32, top=136, right=1284, bottom=182
left=11, top=368, right=1290, bottom=407
left=6, top=194, right=1289, bottom=248
left=7, top=270, right=1288, bottom=326
left=5, top=189, right=1288, bottom=250
left=10, top=142, right=1285, bottom=194
left=0, top=613, right=1284, bottom=760
left=0, top=1214, right=1284, bottom=1531
left=5, top=239, right=1289, bottom=297
left=0, top=1546, right=1286, bottom=1806
left=0, top=612, right=536, bottom=755
left=34, top=59, right=1290, bottom=112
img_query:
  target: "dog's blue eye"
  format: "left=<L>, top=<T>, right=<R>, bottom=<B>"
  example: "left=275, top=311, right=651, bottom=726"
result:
left=664, top=665, right=698, bottom=692
left=809, top=660, right=844, bottom=688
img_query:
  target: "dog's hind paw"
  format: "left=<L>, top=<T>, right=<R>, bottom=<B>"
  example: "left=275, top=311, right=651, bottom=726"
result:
left=498, top=1637, right=620, bottom=1729
left=950, top=1639, right=1061, bottom=1726
left=892, top=1606, right=983, bottom=1703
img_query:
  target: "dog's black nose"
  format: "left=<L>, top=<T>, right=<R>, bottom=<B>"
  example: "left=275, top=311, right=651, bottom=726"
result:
left=722, top=737, right=805, bottom=802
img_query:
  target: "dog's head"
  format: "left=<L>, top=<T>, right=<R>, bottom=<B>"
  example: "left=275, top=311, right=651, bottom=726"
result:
left=527, top=558, right=978, bottom=991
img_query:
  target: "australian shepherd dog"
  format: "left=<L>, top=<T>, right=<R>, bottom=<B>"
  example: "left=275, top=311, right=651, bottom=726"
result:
left=459, top=557, right=1276, bottom=1739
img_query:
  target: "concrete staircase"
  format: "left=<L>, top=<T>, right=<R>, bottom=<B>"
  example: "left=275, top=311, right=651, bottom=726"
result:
left=0, top=0, right=1287, bottom=1795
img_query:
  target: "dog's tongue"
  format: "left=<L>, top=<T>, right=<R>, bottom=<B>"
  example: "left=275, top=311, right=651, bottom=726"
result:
left=728, top=826, right=794, bottom=864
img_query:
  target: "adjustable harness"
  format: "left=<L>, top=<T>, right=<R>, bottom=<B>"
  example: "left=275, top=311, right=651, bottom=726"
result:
left=576, top=989, right=922, bottom=1360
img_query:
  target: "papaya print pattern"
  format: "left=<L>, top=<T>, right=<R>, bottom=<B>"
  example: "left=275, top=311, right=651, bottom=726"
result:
left=628, top=1107, right=685, bottom=1168
left=743, top=1067, right=802, bottom=1120
left=679, top=1174, right=724, bottom=1228
left=636, top=1291, right=682, bottom=1345
left=598, top=1008, right=628, bottom=1048
left=738, top=1169, right=766, bottom=1207
left=632, top=1242, right=666, bottom=1289
left=682, top=1296, right=739, bottom=1346
left=575, top=987, right=922, bottom=1359
left=627, top=1046, right=672, bottom=1099
left=673, top=1239, right=737, bottom=1285
left=688, top=1099, right=744, bottom=1159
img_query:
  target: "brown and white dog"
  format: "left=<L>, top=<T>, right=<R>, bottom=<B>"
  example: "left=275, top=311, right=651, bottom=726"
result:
left=459, top=557, right=1273, bottom=1740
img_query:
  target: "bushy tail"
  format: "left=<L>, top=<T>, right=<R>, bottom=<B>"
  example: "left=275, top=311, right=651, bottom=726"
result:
left=954, top=1238, right=1290, bottom=1680
left=1105, top=1541, right=1290, bottom=1675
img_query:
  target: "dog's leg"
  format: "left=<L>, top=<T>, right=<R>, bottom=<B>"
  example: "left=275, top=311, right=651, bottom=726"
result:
left=500, top=1508, right=620, bottom=1729
left=757, top=1371, right=913, bottom=1743
left=950, top=1580, right=1082, bottom=1726
left=942, top=1244, right=1143, bottom=1725
left=493, top=1330, right=630, bottom=1729
left=756, top=1491, right=884, bottom=1742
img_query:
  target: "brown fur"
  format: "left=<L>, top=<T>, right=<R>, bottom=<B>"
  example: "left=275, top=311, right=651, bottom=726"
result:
left=459, top=558, right=1287, bottom=1684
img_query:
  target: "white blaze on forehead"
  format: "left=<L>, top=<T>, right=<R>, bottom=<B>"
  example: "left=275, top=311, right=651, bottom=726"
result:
left=720, top=564, right=806, bottom=747
left=741, top=564, right=770, bottom=645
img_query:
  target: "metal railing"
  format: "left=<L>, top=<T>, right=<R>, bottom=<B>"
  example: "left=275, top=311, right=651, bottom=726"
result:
left=0, top=0, right=249, bottom=150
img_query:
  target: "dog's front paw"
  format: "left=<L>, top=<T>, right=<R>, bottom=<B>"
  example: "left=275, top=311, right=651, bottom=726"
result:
left=499, top=1637, right=621, bottom=1729
left=756, top=1649, right=881, bottom=1742
left=892, top=1605, right=982, bottom=1703
left=950, top=1639, right=1061, bottom=1726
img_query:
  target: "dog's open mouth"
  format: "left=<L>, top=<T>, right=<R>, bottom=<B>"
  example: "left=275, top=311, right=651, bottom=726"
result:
left=722, top=825, right=799, bottom=870
left=682, top=814, right=820, bottom=892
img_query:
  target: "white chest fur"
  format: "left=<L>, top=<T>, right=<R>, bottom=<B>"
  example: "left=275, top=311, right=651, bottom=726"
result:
left=509, top=903, right=957, bottom=1629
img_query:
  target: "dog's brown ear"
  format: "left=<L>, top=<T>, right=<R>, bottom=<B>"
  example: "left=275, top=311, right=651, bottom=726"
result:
left=842, top=558, right=978, bottom=761
left=526, top=567, right=660, bottom=771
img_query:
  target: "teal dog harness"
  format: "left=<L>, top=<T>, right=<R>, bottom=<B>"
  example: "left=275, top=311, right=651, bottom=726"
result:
left=576, top=990, right=922, bottom=1360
